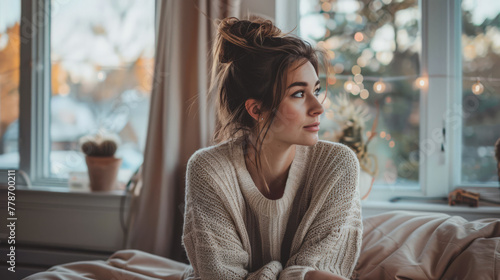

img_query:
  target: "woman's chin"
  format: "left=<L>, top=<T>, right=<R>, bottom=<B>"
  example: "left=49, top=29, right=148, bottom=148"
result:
left=300, top=135, right=319, bottom=146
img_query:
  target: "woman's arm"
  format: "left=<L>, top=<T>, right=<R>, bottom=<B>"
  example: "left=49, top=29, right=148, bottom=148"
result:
left=182, top=154, right=283, bottom=280
left=279, top=146, right=363, bottom=280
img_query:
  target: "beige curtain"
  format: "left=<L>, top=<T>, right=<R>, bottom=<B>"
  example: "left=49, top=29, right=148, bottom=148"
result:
left=126, top=0, right=240, bottom=262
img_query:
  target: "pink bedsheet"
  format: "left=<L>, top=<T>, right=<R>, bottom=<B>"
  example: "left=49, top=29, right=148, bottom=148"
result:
left=353, top=211, right=500, bottom=280
left=24, top=250, right=189, bottom=280
left=24, top=210, right=500, bottom=280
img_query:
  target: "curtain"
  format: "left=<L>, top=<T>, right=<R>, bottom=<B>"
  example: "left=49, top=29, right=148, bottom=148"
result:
left=126, top=0, right=240, bottom=262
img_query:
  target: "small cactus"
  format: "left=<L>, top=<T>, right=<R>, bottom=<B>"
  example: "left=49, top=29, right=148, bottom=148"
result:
left=79, top=131, right=120, bottom=157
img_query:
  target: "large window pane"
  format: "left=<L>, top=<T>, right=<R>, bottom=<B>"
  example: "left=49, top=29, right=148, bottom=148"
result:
left=0, top=0, right=21, bottom=169
left=461, top=0, right=500, bottom=186
left=300, top=0, right=420, bottom=186
left=50, top=0, right=155, bottom=183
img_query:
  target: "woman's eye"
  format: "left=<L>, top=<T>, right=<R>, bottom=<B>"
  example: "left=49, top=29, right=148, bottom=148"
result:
left=292, top=88, right=322, bottom=98
left=292, top=91, right=305, bottom=98
left=314, top=87, right=322, bottom=97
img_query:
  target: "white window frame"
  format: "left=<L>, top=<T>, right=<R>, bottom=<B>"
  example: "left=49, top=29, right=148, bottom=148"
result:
left=19, top=0, right=55, bottom=188
left=278, top=0, right=466, bottom=201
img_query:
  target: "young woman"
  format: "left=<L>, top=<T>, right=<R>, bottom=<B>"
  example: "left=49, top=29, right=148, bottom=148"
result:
left=182, top=17, right=362, bottom=280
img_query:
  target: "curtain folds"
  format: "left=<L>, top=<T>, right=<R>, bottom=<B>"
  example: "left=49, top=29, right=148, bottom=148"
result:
left=126, top=0, right=240, bottom=262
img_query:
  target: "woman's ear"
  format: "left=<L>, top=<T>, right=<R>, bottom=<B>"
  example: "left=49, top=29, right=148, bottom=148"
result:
left=245, top=99, right=262, bottom=121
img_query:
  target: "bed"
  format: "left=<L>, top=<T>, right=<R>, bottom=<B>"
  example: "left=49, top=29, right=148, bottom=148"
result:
left=24, top=210, right=500, bottom=280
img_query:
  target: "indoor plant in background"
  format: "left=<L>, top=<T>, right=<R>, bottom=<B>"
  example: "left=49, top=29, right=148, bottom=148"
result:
left=80, top=130, right=122, bottom=192
left=329, top=93, right=379, bottom=200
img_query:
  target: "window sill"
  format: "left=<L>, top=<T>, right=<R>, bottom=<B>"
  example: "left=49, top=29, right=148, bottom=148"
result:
left=0, top=185, right=127, bottom=209
left=16, top=185, right=126, bottom=195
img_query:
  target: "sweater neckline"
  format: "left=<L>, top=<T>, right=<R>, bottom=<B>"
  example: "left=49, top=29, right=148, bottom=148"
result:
left=233, top=137, right=308, bottom=213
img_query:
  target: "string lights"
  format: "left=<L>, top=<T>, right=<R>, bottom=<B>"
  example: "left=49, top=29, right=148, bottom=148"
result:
left=472, top=79, right=484, bottom=95
left=351, top=83, right=361, bottom=95
left=415, top=76, right=428, bottom=89
left=324, top=73, right=497, bottom=97
left=344, top=77, right=355, bottom=92
left=360, top=89, right=370, bottom=99
left=373, top=79, right=386, bottom=93
left=321, top=73, right=496, bottom=151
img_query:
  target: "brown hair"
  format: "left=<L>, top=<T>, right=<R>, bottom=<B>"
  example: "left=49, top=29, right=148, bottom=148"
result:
left=209, top=16, right=327, bottom=187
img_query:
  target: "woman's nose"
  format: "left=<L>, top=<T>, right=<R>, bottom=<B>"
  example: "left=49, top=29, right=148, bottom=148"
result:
left=311, top=96, right=325, bottom=116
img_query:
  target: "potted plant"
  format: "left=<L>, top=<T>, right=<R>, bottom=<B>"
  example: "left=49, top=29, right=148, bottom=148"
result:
left=79, top=131, right=122, bottom=192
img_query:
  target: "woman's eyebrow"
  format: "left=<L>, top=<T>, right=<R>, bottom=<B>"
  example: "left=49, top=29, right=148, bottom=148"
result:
left=286, top=80, right=321, bottom=89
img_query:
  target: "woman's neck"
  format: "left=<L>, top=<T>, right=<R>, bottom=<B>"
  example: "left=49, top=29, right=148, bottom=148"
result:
left=244, top=135, right=296, bottom=199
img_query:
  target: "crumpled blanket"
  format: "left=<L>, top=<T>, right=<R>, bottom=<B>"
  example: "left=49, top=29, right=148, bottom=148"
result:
left=24, top=250, right=189, bottom=280
left=352, top=210, right=500, bottom=280
left=24, top=210, right=500, bottom=280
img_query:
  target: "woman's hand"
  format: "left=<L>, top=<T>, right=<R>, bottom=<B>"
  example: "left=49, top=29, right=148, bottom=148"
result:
left=305, top=270, right=347, bottom=280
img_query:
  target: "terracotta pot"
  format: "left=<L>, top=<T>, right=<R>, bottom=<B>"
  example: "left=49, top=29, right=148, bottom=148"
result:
left=85, top=156, right=122, bottom=192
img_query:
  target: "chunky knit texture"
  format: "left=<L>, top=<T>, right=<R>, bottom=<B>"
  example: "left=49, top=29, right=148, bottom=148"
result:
left=182, top=136, right=362, bottom=280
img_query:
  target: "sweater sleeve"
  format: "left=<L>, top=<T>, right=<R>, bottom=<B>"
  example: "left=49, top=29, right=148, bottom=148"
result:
left=279, top=146, right=363, bottom=280
left=182, top=153, right=283, bottom=280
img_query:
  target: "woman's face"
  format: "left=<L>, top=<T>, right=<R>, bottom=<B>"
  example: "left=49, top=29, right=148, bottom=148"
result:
left=265, top=60, right=324, bottom=147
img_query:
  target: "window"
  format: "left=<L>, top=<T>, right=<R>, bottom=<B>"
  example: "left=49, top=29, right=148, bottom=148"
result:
left=3, top=0, right=156, bottom=189
left=0, top=0, right=21, bottom=170
left=300, top=0, right=420, bottom=187
left=49, top=0, right=155, bottom=182
left=460, top=0, right=500, bottom=186
left=291, top=0, right=500, bottom=200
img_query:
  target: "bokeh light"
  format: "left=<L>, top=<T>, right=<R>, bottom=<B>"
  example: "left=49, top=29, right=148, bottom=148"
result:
left=471, top=80, right=484, bottom=95
left=373, top=79, right=386, bottom=93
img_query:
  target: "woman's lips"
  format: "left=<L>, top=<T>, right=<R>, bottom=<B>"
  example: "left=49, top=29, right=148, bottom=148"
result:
left=304, top=125, right=320, bottom=131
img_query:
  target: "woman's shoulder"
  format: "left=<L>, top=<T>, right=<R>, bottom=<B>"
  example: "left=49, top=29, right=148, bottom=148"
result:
left=187, top=138, right=240, bottom=172
left=310, top=140, right=359, bottom=169
left=305, top=140, right=360, bottom=199
left=185, top=139, right=245, bottom=204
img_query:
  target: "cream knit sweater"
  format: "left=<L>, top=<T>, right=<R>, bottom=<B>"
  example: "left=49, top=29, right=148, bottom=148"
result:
left=181, top=136, right=362, bottom=280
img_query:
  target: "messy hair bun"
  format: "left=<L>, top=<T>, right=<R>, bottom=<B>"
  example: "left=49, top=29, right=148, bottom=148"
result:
left=209, top=16, right=327, bottom=155
left=216, top=17, right=283, bottom=63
